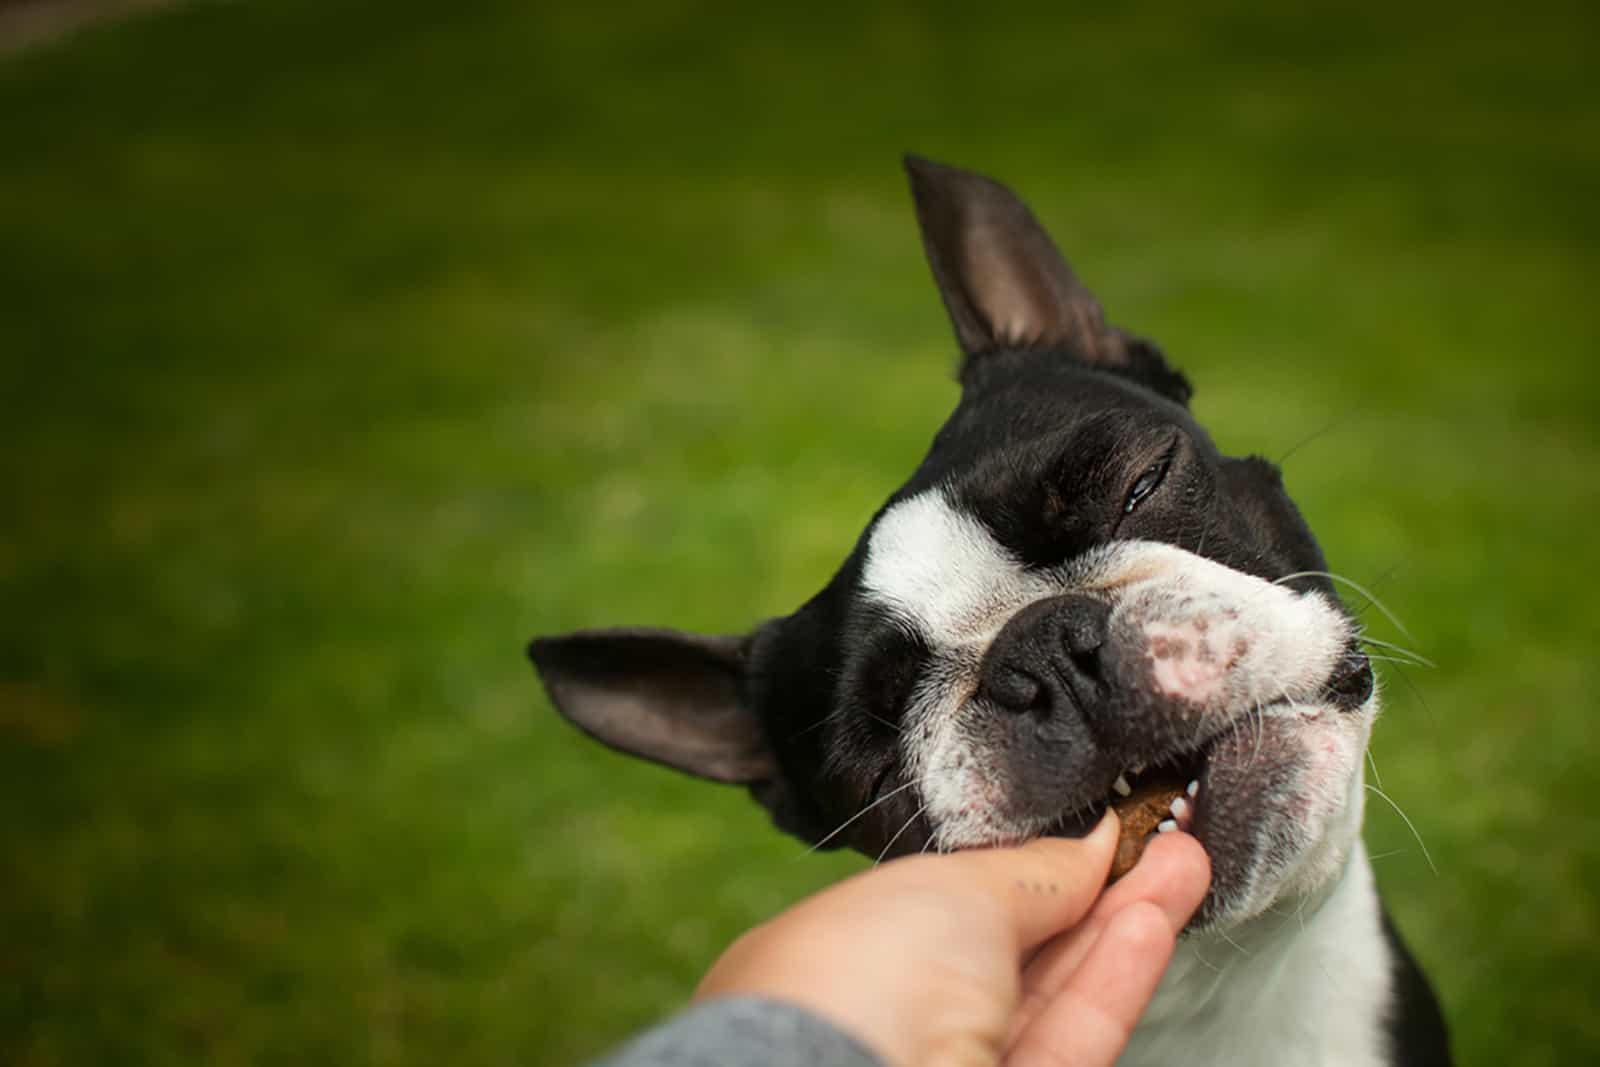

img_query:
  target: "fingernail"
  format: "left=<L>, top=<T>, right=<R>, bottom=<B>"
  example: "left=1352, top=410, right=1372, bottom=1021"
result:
left=1089, top=807, right=1119, bottom=844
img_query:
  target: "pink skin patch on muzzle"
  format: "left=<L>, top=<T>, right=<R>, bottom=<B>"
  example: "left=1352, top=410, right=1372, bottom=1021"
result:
left=1143, top=617, right=1248, bottom=704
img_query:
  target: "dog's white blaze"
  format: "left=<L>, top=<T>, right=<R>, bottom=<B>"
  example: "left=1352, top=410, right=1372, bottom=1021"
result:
left=860, top=490, right=1045, bottom=643
left=862, top=490, right=1049, bottom=838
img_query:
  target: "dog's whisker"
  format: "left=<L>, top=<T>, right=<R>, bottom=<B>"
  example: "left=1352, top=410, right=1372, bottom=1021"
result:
left=1357, top=635, right=1435, bottom=669
left=1362, top=651, right=1429, bottom=669
left=1192, top=494, right=1218, bottom=560
left=876, top=801, right=932, bottom=865
left=1380, top=657, right=1441, bottom=733
left=1265, top=895, right=1306, bottom=937
left=1273, top=411, right=1353, bottom=468
left=1247, top=695, right=1263, bottom=771
left=1273, top=570, right=1415, bottom=643
left=1191, top=684, right=1215, bottom=750
left=1217, top=929, right=1252, bottom=958
left=1356, top=637, right=1431, bottom=665
left=786, top=706, right=849, bottom=743
left=805, top=780, right=919, bottom=854
left=1293, top=888, right=1313, bottom=931
left=1363, top=783, right=1438, bottom=875
left=1241, top=676, right=1268, bottom=772
left=785, top=719, right=828, bottom=741
left=1365, top=748, right=1384, bottom=791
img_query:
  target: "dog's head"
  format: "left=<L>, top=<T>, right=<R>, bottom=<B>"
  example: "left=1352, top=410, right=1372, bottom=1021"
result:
left=530, top=158, right=1378, bottom=929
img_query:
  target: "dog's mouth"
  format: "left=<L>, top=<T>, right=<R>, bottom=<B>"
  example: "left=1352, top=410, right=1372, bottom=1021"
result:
left=1044, top=744, right=1209, bottom=869
left=1045, top=645, right=1374, bottom=877
left=1103, top=755, right=1204, bottom=874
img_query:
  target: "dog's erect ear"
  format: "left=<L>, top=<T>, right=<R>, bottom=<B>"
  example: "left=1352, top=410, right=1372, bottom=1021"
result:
left=905, top=155, right=1191, bottom=404
left=528, top=628, right=776, bottom=784
left=906, top=154, right=1110, bottom=361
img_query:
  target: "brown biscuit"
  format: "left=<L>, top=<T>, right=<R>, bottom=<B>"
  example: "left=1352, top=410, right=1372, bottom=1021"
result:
left=1109, top=781, right=1184, bottom=879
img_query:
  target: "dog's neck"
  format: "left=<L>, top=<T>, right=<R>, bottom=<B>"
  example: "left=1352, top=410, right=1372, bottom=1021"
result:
left=1121, top=844, right=1393, bottom=1067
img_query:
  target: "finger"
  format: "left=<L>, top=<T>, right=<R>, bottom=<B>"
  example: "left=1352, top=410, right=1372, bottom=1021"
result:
left=1008, top=831, right=1209, bottom=1042
left=1034, top=830, right=1209, bottom=976
left=1005, top=901, right=1176, bottom=1067
left=1094, top=830, right=1212, bottom=937
left=962, top=809, right=1120, bottom=953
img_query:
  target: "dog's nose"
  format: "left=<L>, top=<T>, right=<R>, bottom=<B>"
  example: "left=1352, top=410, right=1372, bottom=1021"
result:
left=979, top=595, right=1110, bottom=720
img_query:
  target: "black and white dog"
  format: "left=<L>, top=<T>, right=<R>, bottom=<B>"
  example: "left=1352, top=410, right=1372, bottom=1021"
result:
left=530, top=158, right=1450, bottom=1065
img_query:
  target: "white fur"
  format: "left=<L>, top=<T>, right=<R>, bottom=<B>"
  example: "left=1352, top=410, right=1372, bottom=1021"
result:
left=860, top=491, right=1052, bottom=644
left=1124, top=843, right=1393, bottom=1067
left=862, top=491, right=1057, bottom=839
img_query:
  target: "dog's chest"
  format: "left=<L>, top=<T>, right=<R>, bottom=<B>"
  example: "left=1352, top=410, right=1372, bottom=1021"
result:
left=1119, top=848, right=1395, bottom=1067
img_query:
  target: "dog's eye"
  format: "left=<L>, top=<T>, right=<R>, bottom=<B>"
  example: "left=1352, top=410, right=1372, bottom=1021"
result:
left=1124, top=457, right=1171, bottom=514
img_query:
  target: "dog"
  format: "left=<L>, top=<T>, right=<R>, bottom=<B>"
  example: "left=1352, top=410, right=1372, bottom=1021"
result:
left=529, top=157, right=1451, bottom=1066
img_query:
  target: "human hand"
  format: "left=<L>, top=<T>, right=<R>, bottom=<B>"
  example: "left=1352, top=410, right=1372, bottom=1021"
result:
left=695, top=812, right=1211, bottom=1067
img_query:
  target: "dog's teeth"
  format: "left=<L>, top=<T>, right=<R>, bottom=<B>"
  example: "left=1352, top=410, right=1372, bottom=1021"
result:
left=1112, top=774, right=1132, bottom=797
left=1157, top=819, right=1178, bottom=834
left=1130, top=761, right=1146, bottom=776
left=1170, top=796, right=1189, bottom=821
left=1186, top=779, right=1200, bottom=798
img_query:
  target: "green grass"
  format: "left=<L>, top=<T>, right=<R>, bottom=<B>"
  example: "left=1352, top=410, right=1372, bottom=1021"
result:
left=2, top=1, right=1597, bottom=1063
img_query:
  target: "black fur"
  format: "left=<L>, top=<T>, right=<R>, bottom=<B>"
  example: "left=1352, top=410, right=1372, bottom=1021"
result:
left=1382, top=907, right=1455, bottom=1065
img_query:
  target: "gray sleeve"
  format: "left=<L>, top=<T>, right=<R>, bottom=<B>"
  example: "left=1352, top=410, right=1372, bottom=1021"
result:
left=592, top=996, right=885, bottom=1067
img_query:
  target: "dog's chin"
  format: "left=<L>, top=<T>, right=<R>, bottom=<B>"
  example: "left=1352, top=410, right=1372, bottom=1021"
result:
left=1189, top=703, right=1369, bottom=929
left=1035, top=699, right=1372, bottom=933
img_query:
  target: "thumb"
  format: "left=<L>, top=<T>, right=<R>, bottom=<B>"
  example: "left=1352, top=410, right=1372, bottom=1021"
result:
left=962, top=810, right=1120, bottom=953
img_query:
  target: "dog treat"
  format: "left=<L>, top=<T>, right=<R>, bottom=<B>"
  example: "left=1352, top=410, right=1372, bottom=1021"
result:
left=1109, top=780, right=1186, bottom=879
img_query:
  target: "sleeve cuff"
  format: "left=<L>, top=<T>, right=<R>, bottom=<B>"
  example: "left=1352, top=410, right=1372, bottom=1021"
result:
left=594, top=996, right=885, bottom=1067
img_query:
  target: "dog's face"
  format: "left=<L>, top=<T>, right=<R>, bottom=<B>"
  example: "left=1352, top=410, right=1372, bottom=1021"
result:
left=531, top=158, right=1378, bottom=930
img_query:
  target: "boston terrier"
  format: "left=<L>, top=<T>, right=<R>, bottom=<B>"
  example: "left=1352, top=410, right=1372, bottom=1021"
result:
left=529, top=158, right=1451, bottom=1066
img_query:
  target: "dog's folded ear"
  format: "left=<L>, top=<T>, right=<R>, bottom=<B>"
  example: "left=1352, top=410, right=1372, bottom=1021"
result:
left=528, top=628, right=776, bottom=783
left=905, top=155, right=1190, bottom=405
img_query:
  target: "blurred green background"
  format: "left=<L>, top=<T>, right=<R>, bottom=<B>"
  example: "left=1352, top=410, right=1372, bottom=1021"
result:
left=2, top=1, right=1596, bottom=1064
